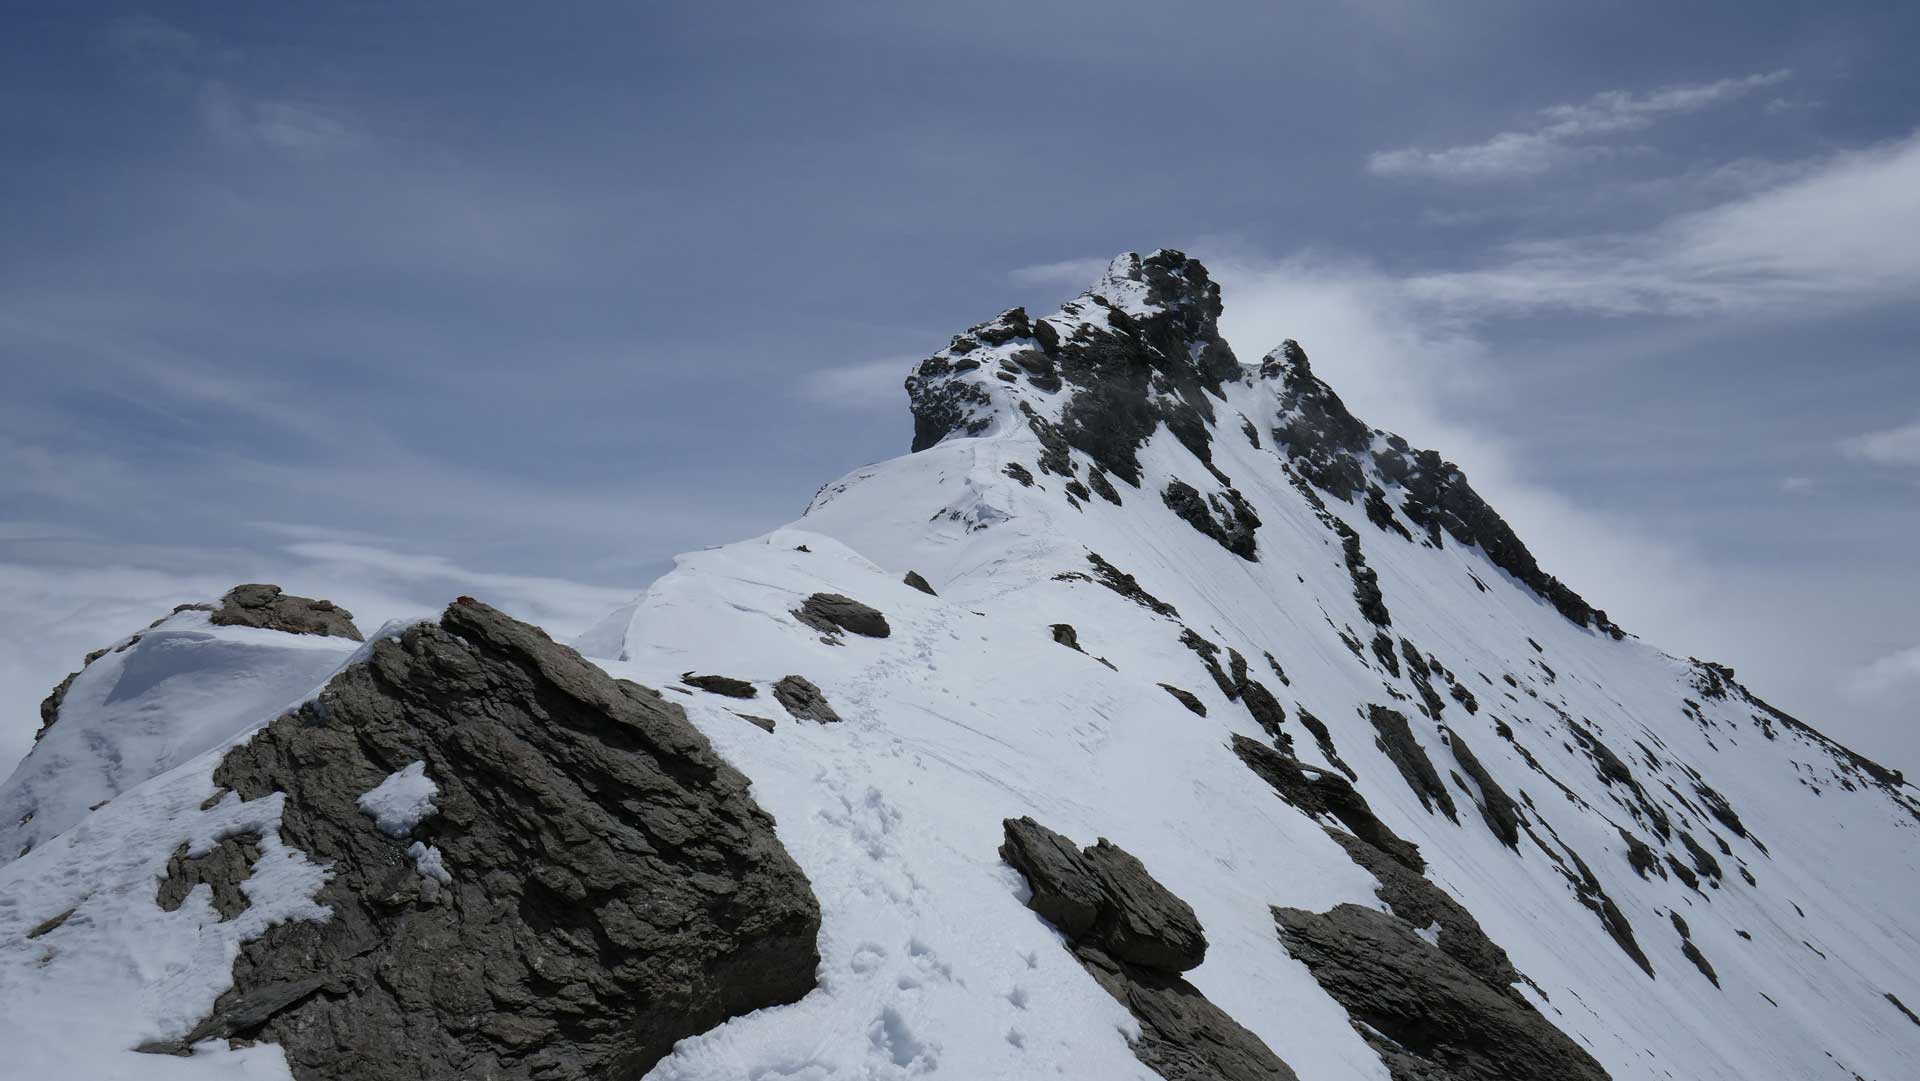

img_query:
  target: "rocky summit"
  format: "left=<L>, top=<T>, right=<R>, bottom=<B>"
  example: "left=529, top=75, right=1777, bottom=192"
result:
left=2, top=251, right=1917, bottom=1081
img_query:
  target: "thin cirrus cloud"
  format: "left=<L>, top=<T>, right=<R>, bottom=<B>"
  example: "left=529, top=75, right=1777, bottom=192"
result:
left=1840, top=417, right=1920, bottom=467
left=1402, top=130, right=1920, bottom=316
left=1368, top=70, right=1792, bottom=182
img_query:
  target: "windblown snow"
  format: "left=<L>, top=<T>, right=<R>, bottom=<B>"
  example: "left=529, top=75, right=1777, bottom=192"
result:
left=1, top=252, right=1915, bottom=1081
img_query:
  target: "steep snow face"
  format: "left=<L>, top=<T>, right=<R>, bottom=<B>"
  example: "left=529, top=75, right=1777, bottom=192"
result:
left=0, top=607, right=362, bottom=862
left=591, top=252, right=1920, bottom=1081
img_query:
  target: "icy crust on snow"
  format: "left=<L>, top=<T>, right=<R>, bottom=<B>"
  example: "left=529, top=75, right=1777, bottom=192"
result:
left=598, top=269, right=1919, bottom=1079
left=0, top=608, right=363, bottom=863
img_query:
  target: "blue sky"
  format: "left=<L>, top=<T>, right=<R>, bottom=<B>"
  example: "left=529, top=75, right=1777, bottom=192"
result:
left=2, top=2, right=1917, bottom=772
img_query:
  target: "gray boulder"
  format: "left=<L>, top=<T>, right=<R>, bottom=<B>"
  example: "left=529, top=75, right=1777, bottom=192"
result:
left=792, top=592, right=891, bottom=639
left=999, top=817, right=1297, bottom=1080
left=143, top=597, right=820, bottom=1081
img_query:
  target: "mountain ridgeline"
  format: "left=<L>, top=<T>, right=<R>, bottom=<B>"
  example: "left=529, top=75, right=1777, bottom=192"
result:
left=1, top=252, right=1915, bottom=1081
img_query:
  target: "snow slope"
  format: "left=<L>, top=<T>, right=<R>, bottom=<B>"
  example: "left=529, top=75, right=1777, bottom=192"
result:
left=585, top=253, right=1920, bottom=1080
left=1, top=251, right=1915, bottom=1080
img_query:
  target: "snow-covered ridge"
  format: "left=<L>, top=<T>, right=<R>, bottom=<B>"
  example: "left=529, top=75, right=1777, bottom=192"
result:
left=1, top=252, right=1916, bottom=1081
left=607, top=252, right=1918, bottom=1079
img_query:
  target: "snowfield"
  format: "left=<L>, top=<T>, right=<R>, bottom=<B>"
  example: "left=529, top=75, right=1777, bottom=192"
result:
left=1, top=252, right=1916, bottom=1080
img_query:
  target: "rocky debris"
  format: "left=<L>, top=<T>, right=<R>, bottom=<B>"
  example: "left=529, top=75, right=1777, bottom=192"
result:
left=1617, top=829, right=1663, bottom=880
left=1371, top=632, right=1401, bottom=677
left=1556, top=843, right=1654, bottom=977
left=1160, top=684, right=1207, bottom=717
left=1273, top=903, right=1609, bottom=1081
left=1886, top=992, right=1920, bottom=1028
left=902, top=570, right=938, bottom=596
left=1051, top=623, right=1083, bottom=651
left=1179, top=629, right=1236, bottom=698
left=1679, top=831, right=1724, bottom=886
left=1444, top=729, right=1521, bottom=849
left=1232, top=735, right=1424, bottom=874
left=1368, top=706, right=1459, bottom=822
left=792, top=592, right=891, bottom=639
left=1003, top=462, right=1036, bottom=487
left=773, top=674, right=842, bottom=723
left=26, top=905, right=77, bottom=939
left=999, top=818, right=1297, bottom=1081
left=156, top=832, right=263, bottom=921
left=1293, top=706, right=1356, bottom=780
left=680, top=672, right=757, bottom=698
left=1053, top=551, right=1179, bottom=619
left=210, top=584, right=365, bottom=641
left=1226, top=650, right=1289, bottom=744
left=1086, top=466, right=1124, bottom=506
left=1670, top=912, right=1720, bottom=987
left=1161, top=479, right=1260, bottom=561
left=733, top=712, right=777, bottom=733
left=145, top=598, right=820, bottom=1079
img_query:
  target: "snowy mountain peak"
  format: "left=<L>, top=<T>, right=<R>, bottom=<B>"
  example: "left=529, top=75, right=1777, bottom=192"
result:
left=4, top=257, right=1919, bottom=1081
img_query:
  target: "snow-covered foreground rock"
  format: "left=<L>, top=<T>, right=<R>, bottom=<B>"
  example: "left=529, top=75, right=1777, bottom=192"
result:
left=3, top=251, right=1917, bottom=1080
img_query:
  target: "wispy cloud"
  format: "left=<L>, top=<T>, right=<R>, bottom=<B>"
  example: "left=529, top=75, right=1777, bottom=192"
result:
left=1844, top=643, right=1920, bottom=702
left=796, top=358, right=916, bottom=411
left=1008, top=257, right=1110, bottom=288
left=1402, top=131, right=1920, bottom=315
left=1369, top=70, right=1791, bottom=182
left=1841, top=417, right=1920, bottom=467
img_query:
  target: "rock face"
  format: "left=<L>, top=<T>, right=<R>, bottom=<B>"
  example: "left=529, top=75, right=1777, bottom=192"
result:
left=149, top=598, right=821, bottom=1080
left=209, top=584, right=365, bottom=640
left=907, top=251, right=1242, bottom=487
left=1274, top=903, right=1610, bottom=1081
left=999, top=817, right=1298, bottom=1081
left=1260, top=342, right=1621, bottom=638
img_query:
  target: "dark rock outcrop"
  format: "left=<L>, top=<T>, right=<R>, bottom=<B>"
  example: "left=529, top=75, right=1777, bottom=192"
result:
left=773, top=674, right=842, bottom=723
left=906, top=252, right=1240, bottom=490
left=902, top=570, right=938, bottom=596
left=1274, top=903, right=1609, bottom=1081
left=680, top=672, right=757, bottom=699
left=146, top=598, right=820, bottom=1080
left=1263, top=342, right=1620, bottom=639
left=1053, top=551, right=1180, bottom=619
left=999, top=818, right=1297, bottom=1081
left=1160, top=684, right=1207, bottom=717
left=1161, top=479, right=1260, bottom=561
left=210, top=584, right=364, bottom=641
left=1232, top=735, right=1423, bottom=873
left=1368, top=706, right=1459, bottom=822
left=1444, top=728, right=1522, bottom=849
left=792, top=592, right=891, bottom=639
left=1670, top=912, right=1720, bottom=988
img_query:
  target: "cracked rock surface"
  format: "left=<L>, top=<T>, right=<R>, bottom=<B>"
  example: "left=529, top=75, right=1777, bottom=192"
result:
left=147, top=597, right=820, bottom=1081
